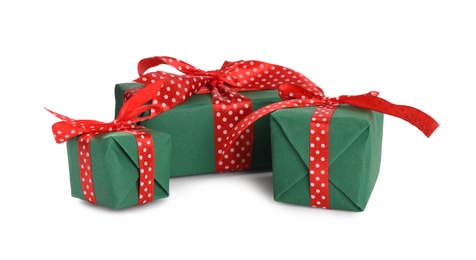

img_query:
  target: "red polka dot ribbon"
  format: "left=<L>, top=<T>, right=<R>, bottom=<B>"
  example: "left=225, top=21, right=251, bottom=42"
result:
left=125, top=56, right=318, bottom=172
left=220, top=83, right=439, bottom=209
left=46, top=76, right=173, bottom=205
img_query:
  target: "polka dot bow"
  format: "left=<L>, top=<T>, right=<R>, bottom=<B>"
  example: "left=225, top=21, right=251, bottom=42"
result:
left=126, top=56, right=320, bottom=172
left=219, top=83, right=440, bottom=209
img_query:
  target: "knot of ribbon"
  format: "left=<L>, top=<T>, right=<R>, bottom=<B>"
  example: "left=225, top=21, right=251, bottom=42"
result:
left=136, top=57, right=257, bottom=94
left=218, top=82, right=439, bottom=209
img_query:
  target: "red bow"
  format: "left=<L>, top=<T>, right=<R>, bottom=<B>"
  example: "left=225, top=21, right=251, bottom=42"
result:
left=127, top=56, right=318, bottom=172
left=132, top=56, right=318, bottom=114
left=48, top=75, right=173, bottom=143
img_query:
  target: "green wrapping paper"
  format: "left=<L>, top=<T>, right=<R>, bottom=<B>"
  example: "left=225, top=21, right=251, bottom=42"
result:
left=271, top=105, right=384, bottom=211
left=66, top=130, right=171, bottom=209
left=115, top=82, right=281, bottom=177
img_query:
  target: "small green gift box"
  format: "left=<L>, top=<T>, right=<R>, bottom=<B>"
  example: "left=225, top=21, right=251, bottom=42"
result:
left=270, top=105, right=384, bottom=211
left=66, top=129, right=171, bottom=209
left=115, top=82, right=281, bottom=177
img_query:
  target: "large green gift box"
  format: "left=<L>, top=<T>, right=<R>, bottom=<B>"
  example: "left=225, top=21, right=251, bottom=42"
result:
left=66, top=129, right=171, bottom=209
left=270, top=105, right=384, bottom=211
left=115, top=82, right=281, bottom=177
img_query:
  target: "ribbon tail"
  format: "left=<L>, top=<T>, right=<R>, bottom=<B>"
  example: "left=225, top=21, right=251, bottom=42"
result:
left=45, top=107, right=77, bottom=123
left=340, top=94, right=439, bottom=137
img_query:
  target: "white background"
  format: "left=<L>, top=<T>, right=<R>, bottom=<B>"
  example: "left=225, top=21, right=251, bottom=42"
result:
left=1, top=1, right=474, bottom=259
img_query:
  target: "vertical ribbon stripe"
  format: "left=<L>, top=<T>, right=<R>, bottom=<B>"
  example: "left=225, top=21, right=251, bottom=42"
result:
left=126, top=130, right=155, bottom=204
left=212, top=87, right=254, bottom=172
left=309, top=104, right=338, bottom=209
left=78, top=133, right=97, bottom=204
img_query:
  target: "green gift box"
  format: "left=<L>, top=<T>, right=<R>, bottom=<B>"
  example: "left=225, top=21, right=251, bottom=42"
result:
left=66, top=129, right=171, bottom=209
left=115, top=82, right=281, bottom=177
left=271, top=105, right=384, bottom=211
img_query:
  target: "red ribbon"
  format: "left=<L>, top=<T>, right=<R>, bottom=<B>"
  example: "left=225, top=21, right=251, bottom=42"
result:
left=125, top=56, right=317, bottom=172
left=219, top=83, right=439, bottom=209
left=47, top=77, right=172, bottom=205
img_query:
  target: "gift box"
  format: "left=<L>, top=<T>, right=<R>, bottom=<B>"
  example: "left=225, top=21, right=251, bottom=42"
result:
left=270, top=105, right=383, bottom=211
left=65, top=129, right=171, bottom=209
left=115, top=82, right=281, bottom=177
left=217, top=83, right=437, bottom=211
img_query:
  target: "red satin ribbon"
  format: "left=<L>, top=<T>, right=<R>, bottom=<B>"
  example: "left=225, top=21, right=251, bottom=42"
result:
left=47, top=77, right=172, bottom=205
left=126, top=56, right=317, bottom=172
left=219, top=83, right=439, bottom=208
